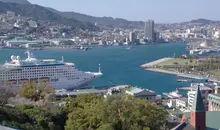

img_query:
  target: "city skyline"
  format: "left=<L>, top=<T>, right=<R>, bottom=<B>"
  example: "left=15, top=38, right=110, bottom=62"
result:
left=28, top=0, right=220, bottom=23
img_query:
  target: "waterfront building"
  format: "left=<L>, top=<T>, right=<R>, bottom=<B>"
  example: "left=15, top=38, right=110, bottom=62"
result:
left=6, top=40, right=43, bottom=48
left=24, top=43, right=44, bottom=49
left=139, top=38, right=145, bottom=44
left=125, top=87, right=156, bottom=102
left=144, top=20, right=155, bottom=42
left=208, top=86, right=220, bottom=111
left=187, top=85, right=213, bottom=111
left=154, top=32, right=160, bottom=42
left=172, top=86, right=220, bottom=130
left=128, top=32, right=136, bottom=43
left=99, top=40, right=107, bottom=46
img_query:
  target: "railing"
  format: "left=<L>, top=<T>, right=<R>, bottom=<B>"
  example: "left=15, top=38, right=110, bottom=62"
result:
left=0, top=66, right=22, bottom=72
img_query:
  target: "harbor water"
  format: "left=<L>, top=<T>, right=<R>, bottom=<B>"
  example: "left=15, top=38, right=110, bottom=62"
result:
left=0, top=43, right=190, bottom=94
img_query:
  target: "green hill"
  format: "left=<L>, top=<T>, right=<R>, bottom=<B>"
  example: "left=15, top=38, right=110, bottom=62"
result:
left=0, top=1, right=98, bottom=31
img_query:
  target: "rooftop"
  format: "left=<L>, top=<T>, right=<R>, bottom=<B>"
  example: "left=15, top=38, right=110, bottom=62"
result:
left=129, top=87, right=143, bottom=94
left=126, top=87, right=156, bottom=96
left=177, top=97, right=188, bottom=102
left=56, top=89, right=107, bottom=96
left=190, top=85, right=212, bottom=91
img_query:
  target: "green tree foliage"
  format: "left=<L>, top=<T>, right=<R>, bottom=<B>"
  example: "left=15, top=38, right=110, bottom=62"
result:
left=20, top=81, right=55, bottom=102
left=20, top=82, right=38, bottom=101
left=64, top=94, right=168, bottom=130
left=0, top=88, right=15, bottom=106
left=0, top=105, right=66, bottom=130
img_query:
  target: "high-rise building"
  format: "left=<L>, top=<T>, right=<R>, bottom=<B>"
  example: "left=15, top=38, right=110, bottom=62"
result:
left=144, top=20, right=155, bottom=42
left=129, top=32, right=136, bottom=43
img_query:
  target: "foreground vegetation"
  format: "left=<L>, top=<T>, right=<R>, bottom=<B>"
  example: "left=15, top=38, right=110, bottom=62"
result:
left=63, top=94, right=168, bottom=130
left=0, top=105, right=67, bottom=130
left=0, top=82, right=169, bottom=130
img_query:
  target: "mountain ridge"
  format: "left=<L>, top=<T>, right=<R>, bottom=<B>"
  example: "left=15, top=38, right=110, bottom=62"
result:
left=0, top=1, right=98, bottom=30
left=0, top=0, right=219, bottom=28
left=46, top=8, right=144, bottom=28
left=0, top=0, right=30, bottom=4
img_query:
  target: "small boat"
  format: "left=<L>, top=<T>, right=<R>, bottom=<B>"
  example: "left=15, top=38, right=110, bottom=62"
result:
left=126, top=47, right=131, bottom=50
left=177, top=79, right=188, bottom=82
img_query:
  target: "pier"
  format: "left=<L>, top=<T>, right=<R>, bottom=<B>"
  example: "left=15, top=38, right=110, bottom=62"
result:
left=179, top=86, right=212, bottom=91
left=55, top=85, right=129, bottom=100
left=56, top=89, right=107, bottom=100
left=177, top=74, right=206, bottom=80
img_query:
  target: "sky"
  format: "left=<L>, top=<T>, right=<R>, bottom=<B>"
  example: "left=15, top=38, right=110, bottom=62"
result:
left=28, top=0, right=219, bottom=23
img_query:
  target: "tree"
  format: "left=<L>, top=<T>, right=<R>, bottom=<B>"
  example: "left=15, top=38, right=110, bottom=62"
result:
left=0, top=105, right=66, bottom=130
left=173, top=62, right=179, bottom=65
left=20, top=82, right=38, bottom=101
left=64, top=94, right=168, bottom=130
left=0, top=88, right=15, bottom=106
left=20, top=81, right=55, bottom=102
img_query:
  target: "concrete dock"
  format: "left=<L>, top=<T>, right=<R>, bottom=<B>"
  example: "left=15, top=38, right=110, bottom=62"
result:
left=55, top=85, right=129, bottom=99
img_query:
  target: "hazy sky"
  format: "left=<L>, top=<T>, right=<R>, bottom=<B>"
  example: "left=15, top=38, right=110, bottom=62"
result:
left=28, top=0, right=219, bottom=23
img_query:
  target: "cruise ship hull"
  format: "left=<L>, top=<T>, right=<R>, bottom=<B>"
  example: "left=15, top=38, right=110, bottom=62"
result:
left=0, top=51, right=103, bottom=90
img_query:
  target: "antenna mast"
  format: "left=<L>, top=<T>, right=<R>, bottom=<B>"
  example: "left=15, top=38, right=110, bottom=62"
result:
left=62, top=56, right=64, bottom=62
left=99, top=63, right=101, bottom=73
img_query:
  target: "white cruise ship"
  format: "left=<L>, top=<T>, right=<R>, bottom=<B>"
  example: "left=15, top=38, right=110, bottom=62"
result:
left=0, top=51, right=103, bottom=90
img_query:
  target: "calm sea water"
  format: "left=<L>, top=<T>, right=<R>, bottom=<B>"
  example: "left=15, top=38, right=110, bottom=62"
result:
left=0, top=43, right=190, bottom=94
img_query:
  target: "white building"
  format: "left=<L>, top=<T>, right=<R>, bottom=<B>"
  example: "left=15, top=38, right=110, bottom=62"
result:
left=188, top=84, right=213, bottom=110
left=208, top=86, right=220, bottom=111
left=167, top=99, right=176, bottom=108
left=24, top=43, right=44, bottom=49
left=213, top=31, right=220, bottom=39
left=167, top=97, right=188, bottom=110
left=6, top=40, right=43, bottom=48
left=176, top=97, right=188, bottom=109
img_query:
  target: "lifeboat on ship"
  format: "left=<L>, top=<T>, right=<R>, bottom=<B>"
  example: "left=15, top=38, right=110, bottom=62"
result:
left=30, top=78, right=38, bottom=83
left=40, top=77, right=50, bottom=82
left=7, top=80, right=17, bottom=85
left=19, top=79, right=29, bottom=84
